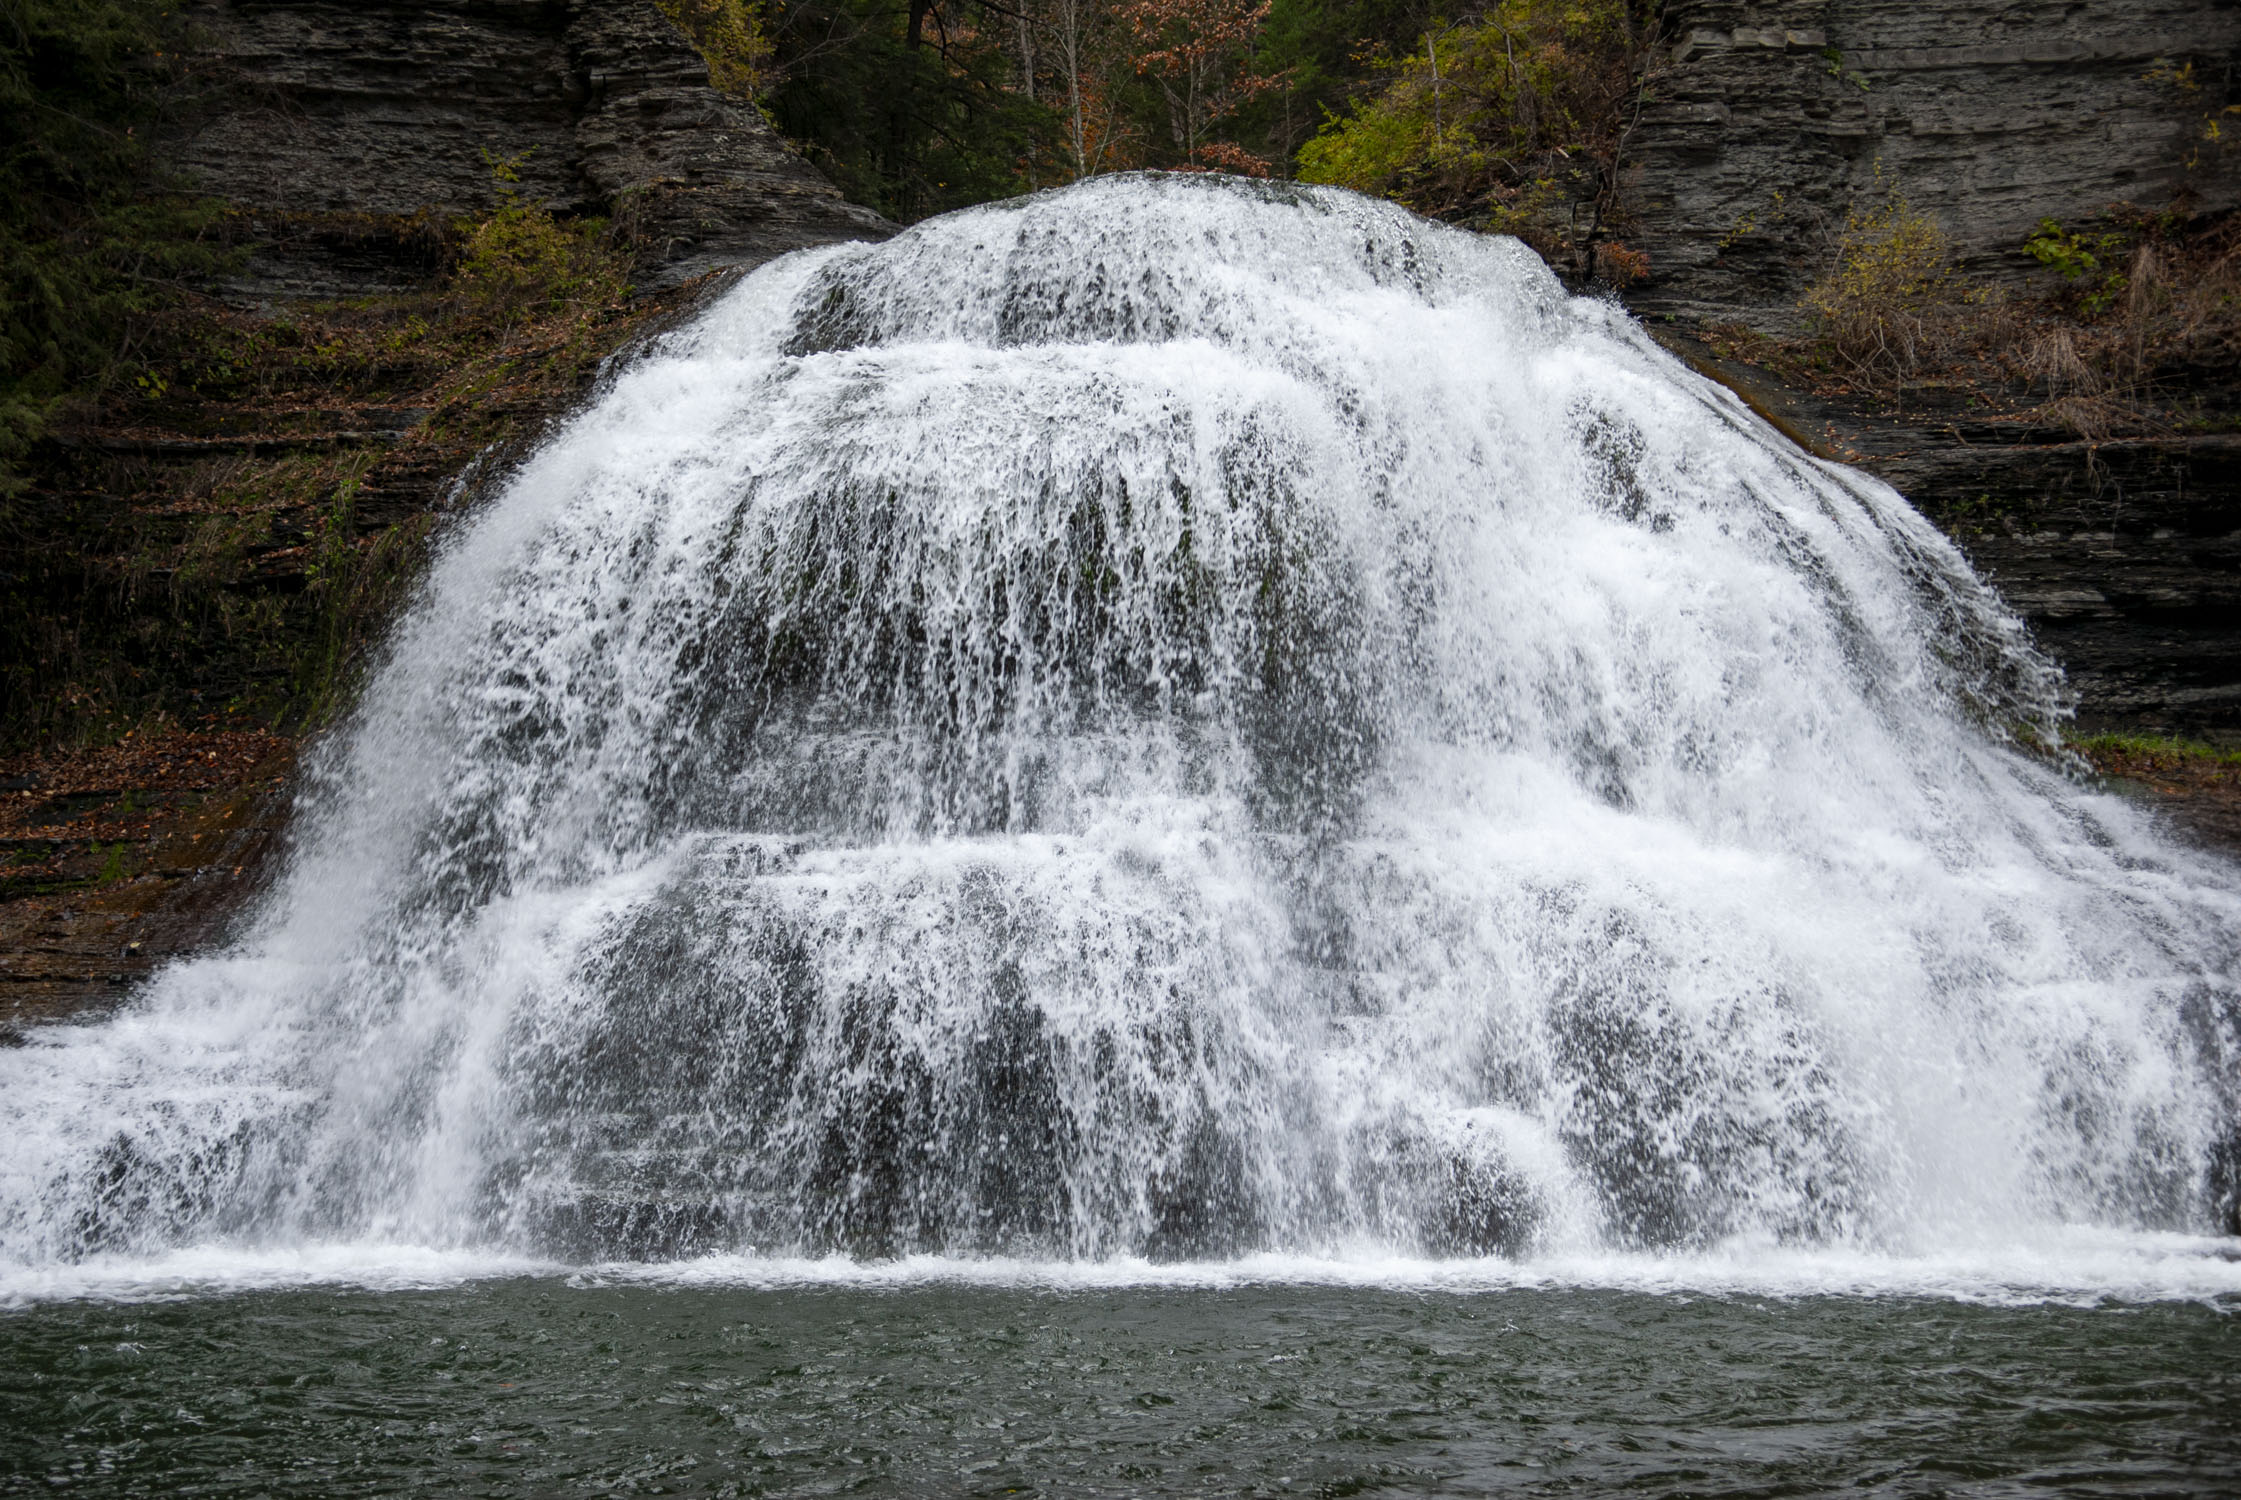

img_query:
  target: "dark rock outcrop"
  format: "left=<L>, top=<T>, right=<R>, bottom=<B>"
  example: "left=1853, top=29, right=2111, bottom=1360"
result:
left=1661, top=332, right=2241, bottom=735
left=175, top=0, right=892, bottom=298
left=1624, top=2, right=2241, bottom=737
left=1626, top=0, right=2241, bottom=326
left=0, top=732, right=294, bottom=1028
left=1883, top=434, right=2241, bottom=731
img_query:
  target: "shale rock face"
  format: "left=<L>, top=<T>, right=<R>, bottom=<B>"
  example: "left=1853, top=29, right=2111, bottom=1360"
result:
left=1628, top=0, right=2241, bottom=324
left=1659, top=333, right=2241, bottom=736
left=1922, top=437, right=2241, bottom=731
left=1628, top=2, right=2241, bottom=738
left=176, top=0, right=891, bottom=297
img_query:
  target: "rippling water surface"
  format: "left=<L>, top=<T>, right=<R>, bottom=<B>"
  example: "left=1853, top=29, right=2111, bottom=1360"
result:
left=5, top=1263, right=2239, bottom=1497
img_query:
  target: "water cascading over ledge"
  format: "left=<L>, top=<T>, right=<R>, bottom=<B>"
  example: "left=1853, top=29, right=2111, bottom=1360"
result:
left=5, top=174, right=2240, bottom=1276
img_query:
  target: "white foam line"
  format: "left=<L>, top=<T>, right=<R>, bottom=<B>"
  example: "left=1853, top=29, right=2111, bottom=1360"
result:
left=575, top=1238, right=2241, bottom=1308
left=8, top=1232, right=2239, bottom=1310
left=0, top=1244, right=557, bottom=1309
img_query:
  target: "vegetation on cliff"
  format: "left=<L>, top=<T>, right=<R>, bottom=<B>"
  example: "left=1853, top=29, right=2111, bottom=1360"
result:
left=0, top=0, right=225, bottom=493
left=1, top=128, right=660, bottom=751
left=1707, top=188, right=2241, bottom=444
left=1293, top=0, right=1654, bottom=278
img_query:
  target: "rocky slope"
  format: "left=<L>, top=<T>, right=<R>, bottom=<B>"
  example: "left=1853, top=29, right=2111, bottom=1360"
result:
left=0, top=284, right=698, bottom=1023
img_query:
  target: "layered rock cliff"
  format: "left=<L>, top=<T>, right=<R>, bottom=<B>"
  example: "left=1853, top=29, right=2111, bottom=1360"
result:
left=1625, top=0, right=2241, bottom=737
left=1627, top=0, right=2241, bottom=324
left=176, top=0, right=891, bottom=298
left=1662, top=339, right=2241, bottom=732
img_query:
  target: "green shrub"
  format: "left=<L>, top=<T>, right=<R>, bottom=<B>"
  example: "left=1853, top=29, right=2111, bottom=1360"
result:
left=448, top=154, right=629, bottom=322
left=655, top=0, right=775, bottom=98
left=1296, top=88, right=1442, bottom=194
left=1295, top=0, right=1649, bottom=263
left=2024, top=217, right=2132, bottom=318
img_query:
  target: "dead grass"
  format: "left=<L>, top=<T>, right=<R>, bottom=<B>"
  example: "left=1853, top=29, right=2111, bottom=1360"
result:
left=1798, top=185, right=1963, bottom=382
left=2013, top=212, right=2241, bottom=437
left=1773, top=198, right=2241, bottom=436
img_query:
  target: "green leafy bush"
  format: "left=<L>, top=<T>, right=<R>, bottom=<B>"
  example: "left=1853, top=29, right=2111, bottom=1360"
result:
left=655, top=0, right=775, bottom=98
left=448, top=154, right=629, bottom=322
left=1295, top=0, right=1650, bottom=264
left=2024, top=217, right=2132, bottom=318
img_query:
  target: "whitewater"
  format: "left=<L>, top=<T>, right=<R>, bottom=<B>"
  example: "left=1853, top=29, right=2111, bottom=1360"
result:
left=4, top=174, right=2238, bottom=1306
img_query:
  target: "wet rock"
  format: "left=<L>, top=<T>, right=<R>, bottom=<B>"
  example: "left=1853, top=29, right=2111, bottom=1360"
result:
left=1656, top=332, right=2241, bottom=739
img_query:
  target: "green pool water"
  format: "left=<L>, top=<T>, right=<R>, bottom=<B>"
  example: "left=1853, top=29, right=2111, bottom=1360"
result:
left=5, top=1275, right=2235, bottom=1497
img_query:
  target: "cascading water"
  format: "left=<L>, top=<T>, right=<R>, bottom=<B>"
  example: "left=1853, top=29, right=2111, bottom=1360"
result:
left=6, top=174, right=2240, bottom=1287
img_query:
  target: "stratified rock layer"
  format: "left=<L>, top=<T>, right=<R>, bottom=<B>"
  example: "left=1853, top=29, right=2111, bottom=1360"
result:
left=1627, top=2, right=2241, bottom=737
left=1627, top=0, right=2241, bottom=324
left=176, top=0, right=891, bottom=297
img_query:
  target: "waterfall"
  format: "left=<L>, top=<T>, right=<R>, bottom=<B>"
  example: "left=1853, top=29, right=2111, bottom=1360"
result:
left=5, top=174, right=2239, bottom=1282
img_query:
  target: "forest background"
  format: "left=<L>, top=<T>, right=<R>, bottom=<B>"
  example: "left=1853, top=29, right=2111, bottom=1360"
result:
left=685, top=0, right=1650, bottom=253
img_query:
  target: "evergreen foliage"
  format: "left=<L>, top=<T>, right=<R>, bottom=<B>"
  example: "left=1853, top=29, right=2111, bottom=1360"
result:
left=0, top=0, right=226, bottom=490
left=761, top=0, right=1061, bottom=221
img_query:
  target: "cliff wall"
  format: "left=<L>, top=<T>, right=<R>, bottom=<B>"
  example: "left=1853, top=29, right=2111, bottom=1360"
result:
left=1665, top=339, right=2241, bottom=732
left=176, top=0, right=891, bottom=297
left=1627, top=0, right=2241, bottom=325
left=1627, top=0, right=2241, bottom=737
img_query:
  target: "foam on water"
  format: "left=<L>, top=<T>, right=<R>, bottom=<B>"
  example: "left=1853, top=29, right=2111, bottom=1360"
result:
left=4, top=174, right=2240, bottom=1298
left=9, top=1237, right=2241, bottom=1310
